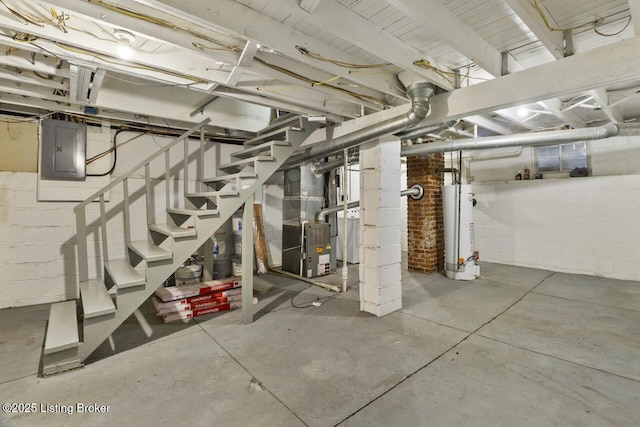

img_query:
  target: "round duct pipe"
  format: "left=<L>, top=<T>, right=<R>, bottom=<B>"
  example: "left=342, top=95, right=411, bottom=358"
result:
left=397, top=120, right=458, bottom=141
left=401, top=123, right=620, bottom=156
left=282, top=82, right=435, bottom=169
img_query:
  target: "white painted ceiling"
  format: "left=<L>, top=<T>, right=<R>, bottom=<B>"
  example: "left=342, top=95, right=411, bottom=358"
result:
left=0, top=0, right=638, bottom=137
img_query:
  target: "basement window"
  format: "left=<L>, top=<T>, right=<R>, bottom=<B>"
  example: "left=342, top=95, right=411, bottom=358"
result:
left=536, top=142, right=588, bottom=175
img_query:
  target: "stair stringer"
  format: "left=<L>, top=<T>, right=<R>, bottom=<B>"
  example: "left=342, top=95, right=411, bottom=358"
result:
left=77, top=127, right=313, bottom=362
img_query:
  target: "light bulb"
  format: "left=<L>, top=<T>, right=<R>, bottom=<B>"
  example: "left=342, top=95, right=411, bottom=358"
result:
left=117, top=45, right=133, bottom=60
left=517, top=106, right=528, bottom=118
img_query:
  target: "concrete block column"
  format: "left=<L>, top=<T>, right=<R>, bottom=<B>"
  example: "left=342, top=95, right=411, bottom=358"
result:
left=358, top=137, right=402, bottom=317
left=407, top=154, right=445, bottom=273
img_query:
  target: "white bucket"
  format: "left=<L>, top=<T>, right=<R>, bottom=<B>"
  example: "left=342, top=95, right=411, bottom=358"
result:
left=213, top=230, right=227, bottom=258
left=232, top=209, right=243, bottom=232
left=233, top=232, right=242, bottom=255
left=232, top=255, right=242, bottom=276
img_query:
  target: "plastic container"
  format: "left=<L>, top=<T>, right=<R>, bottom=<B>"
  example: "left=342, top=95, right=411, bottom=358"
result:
left=232, top=209, right=243, bottom=232
left=232, top=255, right=242, bottom=276
left=212, top=230, right=227, bottom=258
left=233, top=232, right=242, bottom=255
left=212, top=257, right=232, bottom=280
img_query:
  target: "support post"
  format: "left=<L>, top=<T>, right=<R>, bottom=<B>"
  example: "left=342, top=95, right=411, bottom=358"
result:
left=242, top=195, right=254, bottom=324
left=342, top=149, right=349, bottom=292
left=358, top=136, right=402, bottom=316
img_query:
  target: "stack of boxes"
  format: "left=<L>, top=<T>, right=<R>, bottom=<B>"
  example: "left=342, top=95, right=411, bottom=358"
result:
left=153, top=277, right=242, bottom=323
left=155, top=208, right=249, bottom=322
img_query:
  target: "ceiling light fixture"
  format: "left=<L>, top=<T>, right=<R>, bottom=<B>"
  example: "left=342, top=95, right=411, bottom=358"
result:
left=113, top=29, right=136, bottom=60
left=117, top=45, right=133, bottom=60
left=517, top=106, right=529, bottom=118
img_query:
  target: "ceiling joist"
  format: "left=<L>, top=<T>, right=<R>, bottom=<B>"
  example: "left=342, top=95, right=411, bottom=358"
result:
left=503, top=0, right=564, bottom=59
left=384, top=0, right=502, bottom=77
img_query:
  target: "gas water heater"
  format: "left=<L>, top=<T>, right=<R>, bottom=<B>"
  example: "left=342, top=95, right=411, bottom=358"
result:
left=442, top=184, right=480, bottom=281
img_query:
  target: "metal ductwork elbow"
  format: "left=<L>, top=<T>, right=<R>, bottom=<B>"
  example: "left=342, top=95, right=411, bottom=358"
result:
left=282, top=82, right=435, bottom=168
left=405, top=82, right=435, bottom=123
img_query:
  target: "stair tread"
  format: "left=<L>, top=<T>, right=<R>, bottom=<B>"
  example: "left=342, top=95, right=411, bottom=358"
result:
left=105, top=259, right=145, bottom=288
left=232, top=140, right=289, bottom=159
left=186, top=190, right=238, bottom=198
left=128, top=240, right=172, bottom=262
left=201, top=171, right=257, bottom=184
left=44, top=301, right=79, bottom=354
left=219, top=156, right=274, bottom=172
left=167, top=207, right=219, bottom=217
left=258, top=114, right=302, bottom=135
left=244, top=128, right=288, bottom=147
left=69, top=115, right=310, bottom=364
left=149, top=223, right=197, bottom=238
left=80, top=279, right=116, bottom=319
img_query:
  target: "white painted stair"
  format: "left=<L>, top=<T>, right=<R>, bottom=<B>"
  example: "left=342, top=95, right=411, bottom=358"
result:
left=42, top=116, right=317, bottom=375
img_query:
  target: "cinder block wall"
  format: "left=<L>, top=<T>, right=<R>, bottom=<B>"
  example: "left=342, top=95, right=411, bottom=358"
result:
left=406, top=154, right=445, bottom=273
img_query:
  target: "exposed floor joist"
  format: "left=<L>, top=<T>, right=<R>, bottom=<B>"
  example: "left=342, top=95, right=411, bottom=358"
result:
left=384, top=0, right=502, bottom=77
left=503, top=0, right=564, bottom=59
left=537, top=99, right=586, bottom=128
left=149, top=0, right=454, bottom=91
left=590, top=88, right=624, bottom=123
left=115, top=0, right=406, bottom=99
left=299, top=36, right=640, bottom=148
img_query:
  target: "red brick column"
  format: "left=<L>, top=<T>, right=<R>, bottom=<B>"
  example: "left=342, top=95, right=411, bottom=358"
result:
left=407, top=154, right=444, bottom=273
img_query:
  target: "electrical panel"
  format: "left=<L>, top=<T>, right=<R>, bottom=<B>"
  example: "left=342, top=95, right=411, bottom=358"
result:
left=41, top=119, right=87, bottom=181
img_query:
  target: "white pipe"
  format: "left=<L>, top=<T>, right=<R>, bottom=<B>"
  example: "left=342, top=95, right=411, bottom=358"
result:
left=342, top=149, right=348, bottom=293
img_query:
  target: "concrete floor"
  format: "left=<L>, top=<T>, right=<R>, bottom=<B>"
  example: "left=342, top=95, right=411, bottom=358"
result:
left=1, top=262, right=639, bottom=426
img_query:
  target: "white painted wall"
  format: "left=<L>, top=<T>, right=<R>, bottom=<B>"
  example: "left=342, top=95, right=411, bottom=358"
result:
left=453, top=135, right=640, bottom=280
left=0, top=121, right=246, bottom=308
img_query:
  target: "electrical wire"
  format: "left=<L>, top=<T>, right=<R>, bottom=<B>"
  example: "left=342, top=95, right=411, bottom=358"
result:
left=86, top=130, right=146, bottom=165
left=0, top=0, right=47, bottom=27
left=254, top=57, right=386, bottom=106
left=295, top=46, right=392, bottom=69
left=53, top=42, right=207, bottom=83
left=289, top=283, right=337, bottom=309
left=106, top=73, right=206, bottom=88
left=594, top=16, right=633, bottom=37
left=413, top=59, right=455, bottom=85
left=192, top=41, right=238, bottom=52
left=533, top=0, right=632, bottom=37
left=87, top=128, right=121, bottom=176
left=0, top=111, right=54, bottom=123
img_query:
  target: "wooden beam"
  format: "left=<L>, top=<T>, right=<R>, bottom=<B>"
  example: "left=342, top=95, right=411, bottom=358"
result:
left=120, top=0, right=405, bottom=98
left=148, top=0, right=454, bottom=90
left=299, top=0, right=323, bottom=13
left=537, top=98, right=586, bottom=128
left=496, top=107, right=541, bottom=130
left=464, top=115, right=514, bottom=135
left=45, top=0, right=396, bottom=108
left=590, top=88, right=624, bottom=123
left=298, top=36, right=640, bottom=149
left=384, top=0, right=502, bottom=77
left=226, top=41, right=258, bottom=86
left=629, top=0, right=640, bottom=35
left=503, top=0, right=564, bottom=59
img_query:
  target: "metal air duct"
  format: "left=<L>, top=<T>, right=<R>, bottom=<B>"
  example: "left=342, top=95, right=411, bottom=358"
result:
left=397, top=120, right=458, bottom=141
left=282, top=82, right=435, bottom=168
left=401, top=123, right=620, bottom=156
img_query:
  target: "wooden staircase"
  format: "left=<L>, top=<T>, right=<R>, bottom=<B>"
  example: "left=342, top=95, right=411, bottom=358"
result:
left=42, top=115, right=316, bottom=375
